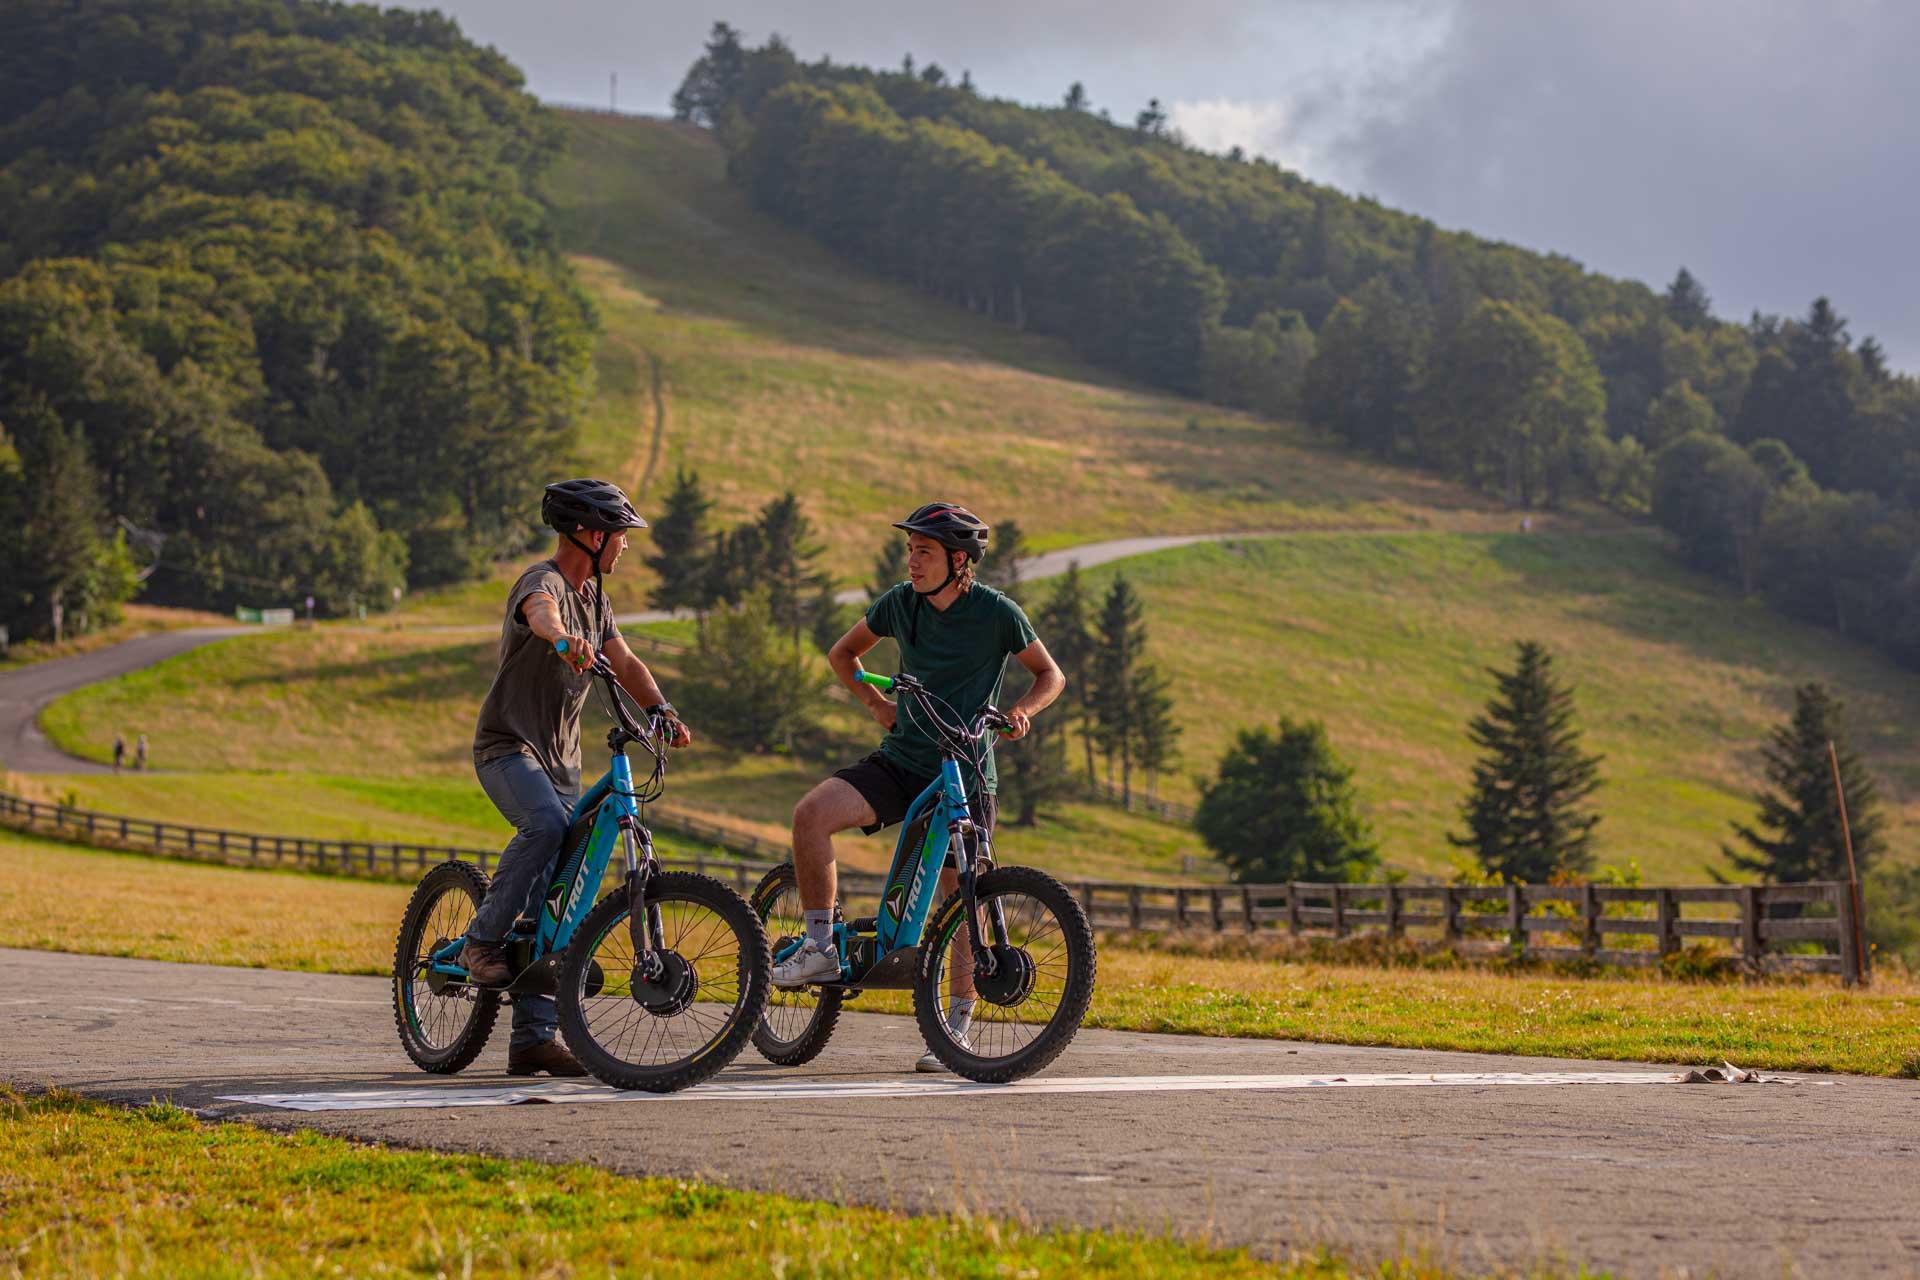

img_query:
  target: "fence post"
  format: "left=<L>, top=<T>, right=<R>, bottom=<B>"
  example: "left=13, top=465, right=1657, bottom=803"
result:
left=1506, top=884, right=1524, bottom=953
left=1077, top=882, right=1093, bottom=920
left=1580, top=883, right=1599, bottom=960
left=1209, top=888, right=1224, bottom=931
left=1241, top=885, right=1255, bottom=932
left=1656, top=888, right=1678, bottom=958
left=1331, top=885, right=1347, bottom=939
left=1128, top=886, right=1143, bottom=930
left=1443, top=886, right=1460, bottom=945
left=1385, top=885, right=1402, bottom=941
left=1174, top=888, right=1188, bottom=929
left=1837, top=883, right=1863, bottom=987
left=1735, top=890, right=1758, bottom=971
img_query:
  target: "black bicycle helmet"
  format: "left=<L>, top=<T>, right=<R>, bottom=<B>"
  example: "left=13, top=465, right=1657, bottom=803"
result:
left=892, top=502, right=989, bottom=563
left=542, top=478, right=648, bottom=534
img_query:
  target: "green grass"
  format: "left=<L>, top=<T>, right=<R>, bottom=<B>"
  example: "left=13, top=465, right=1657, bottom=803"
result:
left=1057, top=534, right=1920, bottom=880
left=5, top=830, right=1914, bottom=1076
left=30, top=626, right=1212, bottom=883
left=540, top=113, right=1599, bottom=587
left=3, top=1088, right=1418, bottom=1280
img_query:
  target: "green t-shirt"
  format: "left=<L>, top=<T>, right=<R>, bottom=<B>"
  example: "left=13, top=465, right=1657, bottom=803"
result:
left=865, top=581, right=1038, bottom=792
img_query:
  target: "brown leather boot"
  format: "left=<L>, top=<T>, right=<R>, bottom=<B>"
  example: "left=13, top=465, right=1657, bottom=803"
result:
left=457, top=939, right=512, bottom=987
left=507, top=1039, right=588, bottom=1077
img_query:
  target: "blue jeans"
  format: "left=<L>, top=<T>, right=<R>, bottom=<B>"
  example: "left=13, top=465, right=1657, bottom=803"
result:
left=473, top=753, right=577, bottom=1050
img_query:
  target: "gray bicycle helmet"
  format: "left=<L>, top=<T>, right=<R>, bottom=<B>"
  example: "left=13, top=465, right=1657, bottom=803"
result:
left=542, top=478, right=648, bottom=534
left=892, top=502, right=989, bottom=563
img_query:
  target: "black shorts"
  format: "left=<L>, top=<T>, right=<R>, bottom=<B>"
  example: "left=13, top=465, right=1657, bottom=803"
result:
left=833, top=752, right=997, bottom=837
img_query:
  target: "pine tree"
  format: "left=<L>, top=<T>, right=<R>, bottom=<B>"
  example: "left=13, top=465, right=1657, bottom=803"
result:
left=1197, top=719, right=1378, bottom=883
left=977, top=517, right=1027, bottom=591
left=1129, top=662, right=1181, bottom=801
left=1090, top=575, right=1172, bottom=808
left=752, top=491, right=832, bottom=643
left=1033, top=563, right=1096, bottom=781
left=1725, top=682, right=1886, bottom=881
left=1063, top=82, right=1087, bottom=112
left=996, top=657, right=1072, bottom=826
left=868, top=537, right=906, bottom=601
left=1450, top=640, right=1604, bottom=881
left=1664, top=267, right=1713, bottom=330
left=643, top=467, right=713, bottom=613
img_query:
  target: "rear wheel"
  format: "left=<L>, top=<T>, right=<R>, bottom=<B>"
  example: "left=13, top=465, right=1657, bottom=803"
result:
left=749, top=861, right=844, bottom=1066
left=914, top=865, right=1096, bottom=1084
left=392, top=860, right=501, bottom=1073
left=557, top=871, right=770, bottom=1092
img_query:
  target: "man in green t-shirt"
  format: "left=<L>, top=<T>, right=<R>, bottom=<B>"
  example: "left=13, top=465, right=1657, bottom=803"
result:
left=775, top=503, right=1065, bottom=1071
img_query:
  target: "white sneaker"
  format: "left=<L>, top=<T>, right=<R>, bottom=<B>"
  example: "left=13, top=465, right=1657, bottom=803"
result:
left=771, top=938, right=840, bottom=988
left=915, top=1011, right=974, bottom=1072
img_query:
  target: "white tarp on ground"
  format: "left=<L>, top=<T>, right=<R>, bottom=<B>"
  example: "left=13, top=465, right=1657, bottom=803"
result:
left=218, top=1069, right=1770, bottom=1112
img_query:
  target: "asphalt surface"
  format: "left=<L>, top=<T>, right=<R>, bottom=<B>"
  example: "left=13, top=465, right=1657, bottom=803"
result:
left=8, top=948, right=1918, bottom=1278
left=0, top=628, right=250, bottom=773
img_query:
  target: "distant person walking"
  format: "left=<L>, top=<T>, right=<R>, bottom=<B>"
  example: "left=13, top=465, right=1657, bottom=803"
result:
left=112, top=735, right=126, bottom=774
left=134, top=734, right=148, bottom=771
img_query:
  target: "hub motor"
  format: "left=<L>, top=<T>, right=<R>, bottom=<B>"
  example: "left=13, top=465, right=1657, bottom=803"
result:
left=630, top=950, right=697, bottom=1016
left=974, top=944, right=1036, bottom=1008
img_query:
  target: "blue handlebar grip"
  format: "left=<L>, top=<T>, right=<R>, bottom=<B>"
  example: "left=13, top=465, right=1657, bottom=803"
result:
left=553, top=638, right=569, bottom=654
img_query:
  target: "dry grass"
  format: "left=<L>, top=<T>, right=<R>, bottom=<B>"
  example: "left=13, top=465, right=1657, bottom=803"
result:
left=6, top=831, right=1914, bottom=1077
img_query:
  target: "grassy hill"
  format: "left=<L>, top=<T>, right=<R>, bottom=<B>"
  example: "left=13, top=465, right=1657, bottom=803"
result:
left=21, top=110, right=1918, bottom=895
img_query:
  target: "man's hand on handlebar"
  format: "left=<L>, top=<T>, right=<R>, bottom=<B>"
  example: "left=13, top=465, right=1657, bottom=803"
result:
left=654, top=711, right=693, bottom=749
left=999, top=707, right=1032, bottom=741
left=553, top=634, right=594, bottom=673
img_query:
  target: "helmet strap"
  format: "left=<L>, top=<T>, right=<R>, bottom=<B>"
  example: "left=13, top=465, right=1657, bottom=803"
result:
left=562, top=530, right=612, bottom=642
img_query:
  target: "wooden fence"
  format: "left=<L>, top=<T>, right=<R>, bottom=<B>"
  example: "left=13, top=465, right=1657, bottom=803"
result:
left=0, top=791, right=1864, bottom=980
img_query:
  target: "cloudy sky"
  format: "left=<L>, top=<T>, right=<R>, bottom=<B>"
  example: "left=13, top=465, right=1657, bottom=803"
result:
left=396, top=1, right=1919, bottom=369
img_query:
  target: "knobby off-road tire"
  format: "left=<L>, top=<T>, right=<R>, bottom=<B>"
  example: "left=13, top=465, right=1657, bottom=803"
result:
left=914, top=865, right=1097, bottom=1084
left=557, top=871, right=770, bottom=1092
left=748, top=861, right=844, bottom=1066
left=392, top=860, right=501, bottom=1074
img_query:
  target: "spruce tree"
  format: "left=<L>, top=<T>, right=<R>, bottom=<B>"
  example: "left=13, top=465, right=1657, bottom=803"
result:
left=644, top=467, right=713, bottom=613
left=868, top=536, right=906, bottom=601
left=1197, top=718, right=1378, bottom=883
left=1725, top=682, right=1885, bottom=881
left=1129, top=662, right=1181, bottom=802
left=1089, top=575, right=1172, bottom=808
left=751, top=491, right=831, bottom=642
left=1032, top=563, right=1096, bottom=781
left=977, top=518, right=1027, bottom=591
left=1450, top=640, right=1604, bottom=881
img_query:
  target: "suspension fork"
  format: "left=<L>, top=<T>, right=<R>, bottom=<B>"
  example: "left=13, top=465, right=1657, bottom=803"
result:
left=622, top=818, right=664, bottom=978
left=958, top=822, right=1009, bottom=975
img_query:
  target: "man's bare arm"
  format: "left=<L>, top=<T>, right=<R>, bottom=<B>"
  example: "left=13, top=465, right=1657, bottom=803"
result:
left=520, top=590, right=593, bottom=671
left=1001, top=639, right=1064, bottom=741
left=603, top=632, right=692, bottom=747
left=828, top=619, right=895, bottom=733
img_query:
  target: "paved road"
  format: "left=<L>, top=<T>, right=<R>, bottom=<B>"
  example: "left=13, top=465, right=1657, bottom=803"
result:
left=0, top=628, right=250, bottom=773
left=7, top=949, right=1917, bottom=1278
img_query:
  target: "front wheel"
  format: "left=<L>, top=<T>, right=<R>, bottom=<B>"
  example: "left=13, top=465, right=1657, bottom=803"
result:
left=914, top=865, right=1096, bottom=1084
left=557, top=871, right=770, bottom=1092
left=392, top=860, right=501, bottom=1073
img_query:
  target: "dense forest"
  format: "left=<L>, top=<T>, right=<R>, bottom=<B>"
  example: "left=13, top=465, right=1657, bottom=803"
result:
left=676, top=26, right=1920, bottom=671
left=0, top=0, right=594, bottom=638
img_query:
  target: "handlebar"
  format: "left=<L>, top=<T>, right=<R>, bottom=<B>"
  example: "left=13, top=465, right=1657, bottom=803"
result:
left=855, top=669, right=1013, bottom=740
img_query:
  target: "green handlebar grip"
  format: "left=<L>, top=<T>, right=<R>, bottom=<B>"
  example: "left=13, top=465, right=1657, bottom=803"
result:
left=856, top=670, right=894, bottom=692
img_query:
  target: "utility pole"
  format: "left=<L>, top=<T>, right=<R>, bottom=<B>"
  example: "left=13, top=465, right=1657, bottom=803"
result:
left=610, top=71, right=618, bottom=113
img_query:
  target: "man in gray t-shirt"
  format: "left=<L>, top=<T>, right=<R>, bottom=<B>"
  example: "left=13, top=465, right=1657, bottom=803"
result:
left=460, top=479, right=692, bottom=1078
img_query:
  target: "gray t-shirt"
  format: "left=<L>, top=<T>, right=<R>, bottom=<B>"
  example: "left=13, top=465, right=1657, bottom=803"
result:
left=472, top=560, right=620, bottom=792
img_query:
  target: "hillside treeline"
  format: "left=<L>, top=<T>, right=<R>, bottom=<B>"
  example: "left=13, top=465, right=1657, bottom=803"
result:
left=677, top=26, right=1920, bottom=670
left=0, top=0, right=594, bottom=637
